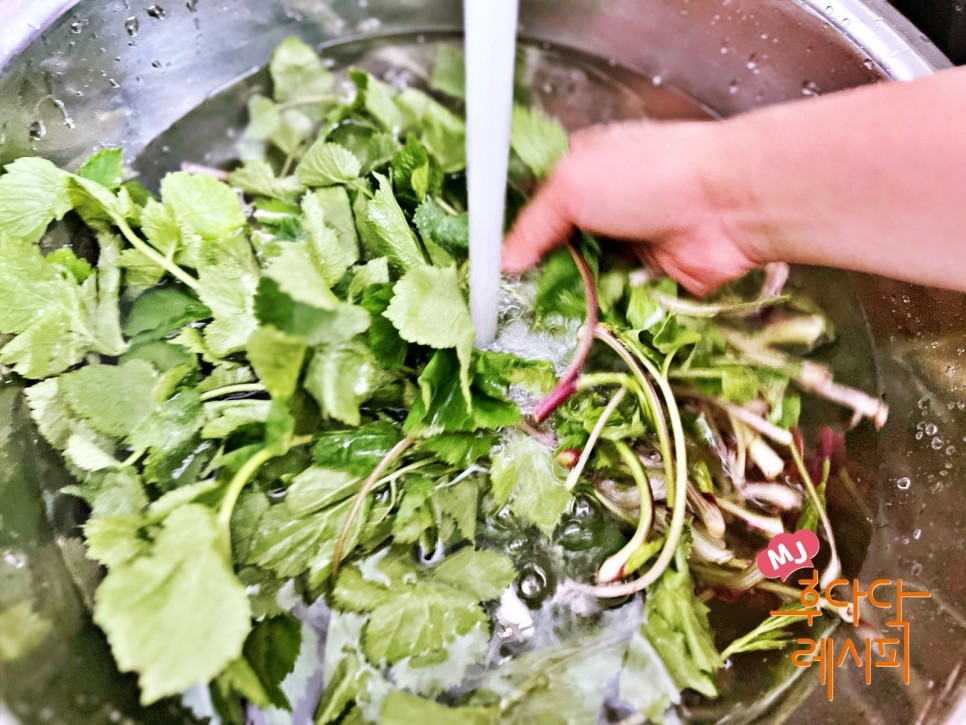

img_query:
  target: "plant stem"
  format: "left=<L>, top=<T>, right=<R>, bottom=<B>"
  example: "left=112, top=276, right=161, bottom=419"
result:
left=218, top=447, right=274, bottom=529
left=114, top=216, right=200, bottom=290
left=533, top=242, right=598, bottom=422
left=199, top=383, right=267, bottom=401
left=575, top=330, right=690, bottom=598
left=331, top=437, right=414, bottom=582
left=217, top=435, right=314, bottom=529
left=653, top=291, right=789, bottom=318
left=565, top=385, right=627, bottom=492
left=789, top=441, right=842, bottom=588
left=597, top=441, right=655, bottom=582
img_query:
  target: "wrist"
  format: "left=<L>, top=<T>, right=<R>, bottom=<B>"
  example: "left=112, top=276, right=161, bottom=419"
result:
left=695, top=115, right=785, bottom=269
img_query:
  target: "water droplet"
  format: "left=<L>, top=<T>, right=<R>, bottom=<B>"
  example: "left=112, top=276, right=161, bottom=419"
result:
left=651, top=74, right=663, bottom=87
left=863, top=58, right=876, bottom=70
left=720, top=46, right=729, bottom=55
left=931, top=436, right=943, bottom=450
left=746, top=54, right=759, bottom=71
left=151, top=59, right=162, bottom=68
left=146, top=4, right=166, bottom=19
left=70, top=19, right=86, bottom=33
left=541, top=82, right=556, bottom=95
left=29, top=119, right=47, bottom=141
left=124, top=16, right=139, bottom=36
left=910, top=561, right=923, bottom=576
left=728, top=79, right=740, bottom=94
left=841, top=17, right=851, bottom=27
left=896, top=477, right=911, bottom=490
left=802, top=80, right=820, bottom=97
left=825, top=5, right=833, bottom=14
left=109, top=78, right=120, bottom=88
left=186, top=0, right=198, bottom=11
left=946, top=445, right=956, bottom=455
left=516, top=562, right=552, bottom=606
left=356, top=17, right=381, bottom=33
left=573, top=495, right=596, bottom=520
left=913, top=529, right=921, bottom=539
left=925, top=422, right=937, bottom=435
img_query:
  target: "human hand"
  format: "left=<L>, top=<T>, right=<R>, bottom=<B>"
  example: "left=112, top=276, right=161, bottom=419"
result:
left=501, top=120, right=762, bottom=296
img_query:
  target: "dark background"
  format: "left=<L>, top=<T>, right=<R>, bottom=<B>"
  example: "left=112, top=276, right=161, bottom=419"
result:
left=890, top=0, right=966, bottom=64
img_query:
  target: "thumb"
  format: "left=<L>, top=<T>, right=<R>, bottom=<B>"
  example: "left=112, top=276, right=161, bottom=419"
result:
left=501, top=170, right=576, bottom=274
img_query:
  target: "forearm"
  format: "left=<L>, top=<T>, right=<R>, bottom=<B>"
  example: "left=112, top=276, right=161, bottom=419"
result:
left=711, top=67, right=966, bottom=291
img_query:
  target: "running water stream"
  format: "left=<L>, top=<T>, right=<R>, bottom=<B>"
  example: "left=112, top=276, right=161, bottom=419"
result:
left=464, top=0, right=519, bottom=346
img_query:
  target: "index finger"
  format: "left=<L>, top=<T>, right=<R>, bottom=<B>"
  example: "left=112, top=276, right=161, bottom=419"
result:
left=501, top=168, right=576, bottom=274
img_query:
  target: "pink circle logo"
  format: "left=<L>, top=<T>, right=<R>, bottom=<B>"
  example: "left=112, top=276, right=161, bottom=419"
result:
left=756, top=529, right=821, bottom=581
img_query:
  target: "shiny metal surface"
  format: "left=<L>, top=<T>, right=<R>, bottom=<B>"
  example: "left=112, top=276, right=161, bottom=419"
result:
left=0, top=1, right=963, bottom=723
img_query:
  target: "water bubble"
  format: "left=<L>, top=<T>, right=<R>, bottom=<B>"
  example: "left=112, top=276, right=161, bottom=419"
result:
left=728, top=79, right=740, bottom=94
left=124, top=16, right=139, bottom=36
left=896, top=477, right=911, bottom=490
left=946, top=445, right=956, bottom=455
left=356, top=17, right=381, bottom=33
left=516, top=562, right=552, bottom=606
left=841, top=17, right=851, bottom=27
left=186, top=0, right=198, bottom=10
left=825, top=5, right=833, bottom=13
left=910, top=562, right=923, bottom=576
left=109, top=78, right=120, bottom=88
left=151, top=59, right=162, bottom=68
left=925, top=423, right=937, bottom=435
left=651, top=74, right=663, bottom=86
left=802, top=80, right=820, bottom=96
left=931, top=436, right=943, bottom=450
left=70, top=19, right=87, bottom=33
left=746, top=54, right=759, bottom=71
left=573, top=495, right=597, bottom=520
left=913, top=528, right=921, bottom=540
left=541, top=82, right=556, bottom=95
left=146, top=4, right=166, bottom=19
left=915, top=431, right=924, bottom=440
left=863, top=58, right=876, bottom=70
left=29, top=119, right=46, bottom=141
left=720, top=46, right=729, bottom=54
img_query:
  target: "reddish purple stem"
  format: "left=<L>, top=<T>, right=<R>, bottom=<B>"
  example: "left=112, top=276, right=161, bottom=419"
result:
left=533, top=242, right=598, bottom=423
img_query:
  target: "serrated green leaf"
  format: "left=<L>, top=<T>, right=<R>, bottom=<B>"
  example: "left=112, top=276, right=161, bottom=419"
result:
left=254, top=277, right=370, bottom=347
left=381, top=690, right=495, bottom=725
left=351, top=70, right=403, bottom=133
left=312, top=420, right=403, bottom=477
left=413, top=200, right=468, bottom=257
left=123, top=285, right=211, bottom=338
left=93, top=504, right=251, bottom=705
left=511, top=105, right=569, bottom=179
left=228, top=159, right=304, bottom=198
left=392, top=136, right=443, bottom=208
left=303, top=189, right=358, bottom=285
left=490, top=432, right=571, bottom=537
left=263, top=240, right=341, bottom=310
left=296, top=141, right=362, bottom=187
left=430, top=44, right=466, bottom=99
left=363, top=581, right=485, bottom=665
left=247, top=325, right=307, bottom=401
left=243, top=615, right=302, bottom=710
left=160, top=172, right=245, bottom=240
left=304, top=342, right=374, bottom=426
left=286, top=467, right=359, bottom=516
left=384, top=264, right=473, bottom=401
left=0, top=157, right=72, bottom=243
left=60, top=360, right=159, bottom=438
left=431, top=548, right=515, bottom=601
left=78, top=148, right=124, bottom=190
left=357, top=174, right=426, bottom=270
left=270, top=37, right=333, bottom=103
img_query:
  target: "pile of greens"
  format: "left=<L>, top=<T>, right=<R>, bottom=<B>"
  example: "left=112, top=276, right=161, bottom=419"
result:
left=0, top=38, right=888, bottom=723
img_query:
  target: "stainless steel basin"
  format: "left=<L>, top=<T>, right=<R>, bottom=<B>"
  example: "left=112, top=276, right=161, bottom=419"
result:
left=0, top=1, right=963, bottom=722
